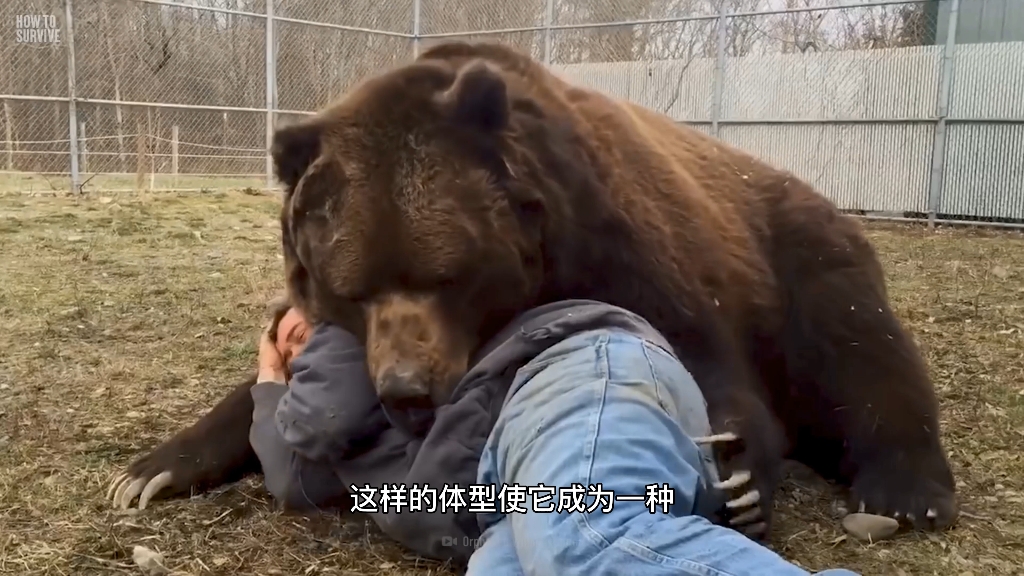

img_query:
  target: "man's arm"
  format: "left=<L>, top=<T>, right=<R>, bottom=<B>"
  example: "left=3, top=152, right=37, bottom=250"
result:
left=249, top=322, right=499, bottom=565
left=276, top=324, right=390, bottom=461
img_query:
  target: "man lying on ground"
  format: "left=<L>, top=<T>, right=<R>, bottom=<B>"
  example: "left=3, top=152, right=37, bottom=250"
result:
left=111, top=299, right=860, bottom=575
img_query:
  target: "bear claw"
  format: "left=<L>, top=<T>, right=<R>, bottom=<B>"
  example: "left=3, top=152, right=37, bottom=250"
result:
left=715, top=470, right=751, bottom=490
left=694, top=432, right=740, bottom=445
left=726, top=489, right=760, bottom=509
left=694, top=431, right=767, bottom=538
left=106, top=472, right=128, bottom=500
left=107, top=470, right=175, bottom=510
left=729, top=507, right=763, bottom=526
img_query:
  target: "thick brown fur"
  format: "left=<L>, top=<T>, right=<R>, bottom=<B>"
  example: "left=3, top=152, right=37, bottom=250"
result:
left=269, top=41, right=957, bottom=536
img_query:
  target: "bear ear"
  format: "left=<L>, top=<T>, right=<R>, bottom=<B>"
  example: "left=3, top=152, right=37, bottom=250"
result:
left=290, top=155, right=347, bottom=218
left=438, top=59, right=509, bottom=133
left=271, top=118, right=324, bottom=189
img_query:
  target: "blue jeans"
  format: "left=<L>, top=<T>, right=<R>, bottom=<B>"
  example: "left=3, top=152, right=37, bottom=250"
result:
left=469, top=329, right=860, bottom=576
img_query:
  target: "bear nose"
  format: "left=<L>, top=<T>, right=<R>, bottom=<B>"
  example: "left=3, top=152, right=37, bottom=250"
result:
left=377, top=366, right=432, bottom=408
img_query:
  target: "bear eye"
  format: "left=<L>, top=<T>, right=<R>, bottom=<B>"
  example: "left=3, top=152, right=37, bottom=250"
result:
left=341, top=289, right=367, bottom=303
left=425, top=271, right=464, bottom=291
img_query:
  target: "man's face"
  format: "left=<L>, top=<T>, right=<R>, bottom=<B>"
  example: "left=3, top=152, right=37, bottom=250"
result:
left=275, top=308, right=311, bottom=367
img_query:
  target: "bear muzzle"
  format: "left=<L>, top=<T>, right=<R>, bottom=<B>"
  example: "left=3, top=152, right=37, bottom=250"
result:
left=365, top=293, right=472, bottom=409
left=375, top=362, right=434, bottom=409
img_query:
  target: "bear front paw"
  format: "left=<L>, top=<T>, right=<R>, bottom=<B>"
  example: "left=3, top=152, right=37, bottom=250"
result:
left=695, top=431, right=775, bottom=540
left=107, top=438, right=202, bottom=510
left=106, top=427, right=255, bottom=511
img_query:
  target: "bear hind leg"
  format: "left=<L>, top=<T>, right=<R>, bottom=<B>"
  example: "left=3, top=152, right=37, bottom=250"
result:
left=771, top=213, right=958, bottom=531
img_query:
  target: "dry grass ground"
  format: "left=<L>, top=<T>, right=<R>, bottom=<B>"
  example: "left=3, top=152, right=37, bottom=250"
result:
left=0, top=190, right=1021, bottom=576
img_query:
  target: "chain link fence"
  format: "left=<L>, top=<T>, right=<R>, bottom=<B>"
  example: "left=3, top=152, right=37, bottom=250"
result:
left=1, top=0, right=1022, bottom=227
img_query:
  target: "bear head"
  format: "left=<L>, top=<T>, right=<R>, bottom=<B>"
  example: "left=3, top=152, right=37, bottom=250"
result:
left=270, top=45, right=559, bottom=409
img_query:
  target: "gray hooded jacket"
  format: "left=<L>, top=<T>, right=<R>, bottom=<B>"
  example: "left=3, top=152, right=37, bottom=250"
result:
left=248, top=299, right=722, bottom=566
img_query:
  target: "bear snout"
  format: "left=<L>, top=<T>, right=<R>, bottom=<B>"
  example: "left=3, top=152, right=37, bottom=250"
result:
left=365, top=292, right=472, bottom=409
left=375, top=362, right=434, bottom=409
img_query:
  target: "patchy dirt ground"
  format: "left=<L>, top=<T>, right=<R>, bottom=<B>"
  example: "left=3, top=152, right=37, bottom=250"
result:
left=0, top=190, right=1021, bottom=576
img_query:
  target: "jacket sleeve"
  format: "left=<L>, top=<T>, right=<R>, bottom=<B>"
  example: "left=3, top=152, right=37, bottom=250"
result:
left=248, top=323, right=391, bottom=509
left=273, top=324, right=391, bottom=463
left=249, top=322, right=499, bottom=564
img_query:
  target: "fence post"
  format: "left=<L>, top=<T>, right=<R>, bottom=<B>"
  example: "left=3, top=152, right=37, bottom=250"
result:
left=4, top=101, right=13, bottom=170
left=543, top=0, right=554, bottom=64
left=927, top=0, right=960, bottom=229
left=64, top=0, right=80, bottom=194
left=135, top=121, right=145, bottom=192
left=412, top=0, right=422, bottom=57
left=79, top=121, right=87, bottom=175
left=171, top=125, right=179, bottom=189
left=147, top=108, right=155, bottom=190
left=264, top=0, right=277, bottom=192
left=711, top=0, right=727, bottom=138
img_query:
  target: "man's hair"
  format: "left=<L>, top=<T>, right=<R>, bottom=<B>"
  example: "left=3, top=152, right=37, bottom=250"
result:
left=263, top=293, right=293, bottom=342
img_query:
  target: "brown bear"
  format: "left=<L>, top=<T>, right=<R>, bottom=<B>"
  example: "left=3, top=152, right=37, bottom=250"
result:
left=110, top=40, right=958, bottom=537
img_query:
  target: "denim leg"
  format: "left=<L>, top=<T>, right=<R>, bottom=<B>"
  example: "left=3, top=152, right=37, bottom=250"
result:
left=465, top=516, right=525, bottom=576
left=476, top=329, right=861, bottom=576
